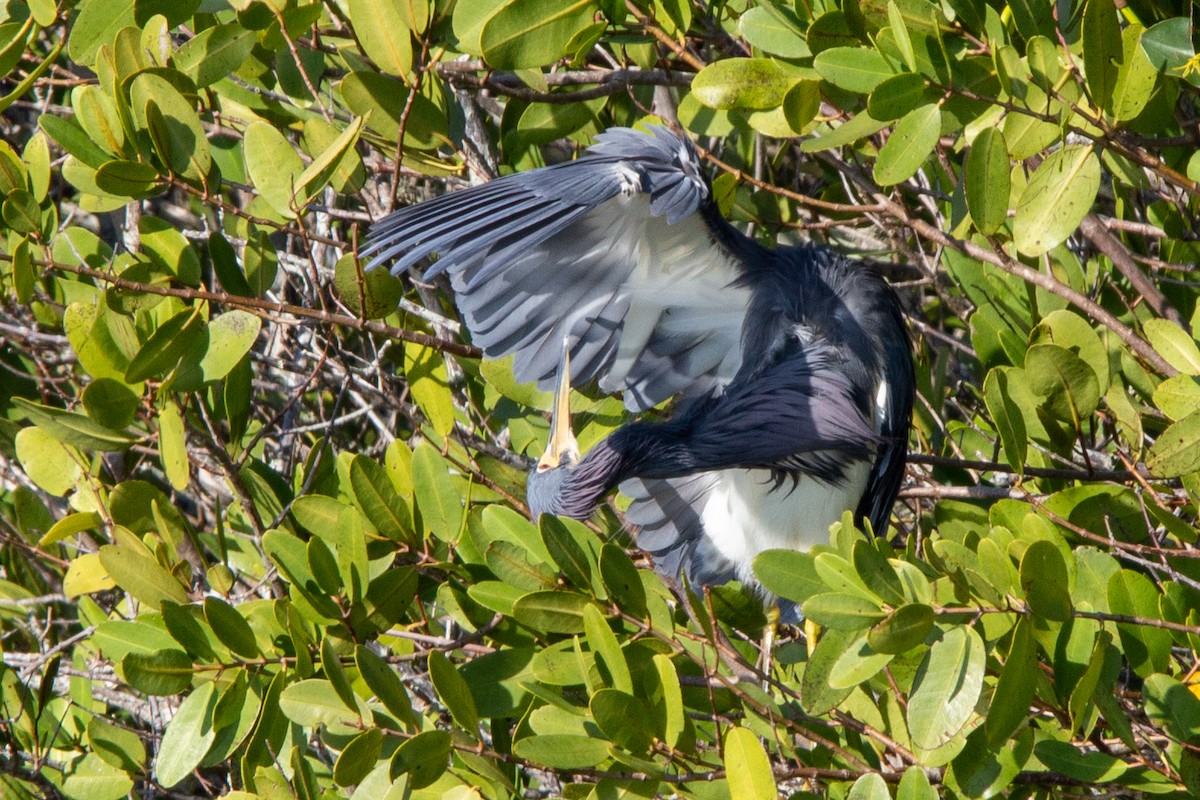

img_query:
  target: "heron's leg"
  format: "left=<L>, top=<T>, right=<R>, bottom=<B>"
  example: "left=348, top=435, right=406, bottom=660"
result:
left=758, top=602, right=780, bottom=679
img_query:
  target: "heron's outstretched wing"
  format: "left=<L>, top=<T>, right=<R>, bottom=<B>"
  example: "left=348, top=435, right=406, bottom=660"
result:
left=362, top=126, right=757, bottom=411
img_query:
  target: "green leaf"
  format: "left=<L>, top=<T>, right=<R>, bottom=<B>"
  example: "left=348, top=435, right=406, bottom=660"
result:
left=41, top=113, right=109, bottom=169
left=1110, top=26, right=1156, bottom=121
left=412, top=441, right=462, bottom=541
left=801, top=628, right=855, bottom=714
left=348, top=0, right=413, bottom=75
left=1152, top=375, right=1200, bottom=421
left=867, top=603, right=934, bottom=654
left=486, top=540, right=557, bottom=590
left=356, top=645, right=415, bottom=729
left=157, top=402, right=188, bottom=491
left=2, top=188, right=40, bottom=234
left=1020, top=540, right=1072, bottom=621
left=802, top=592, right=885, bottom=630
left=1082, top=0, right=1121, bottom=110
left=122, top=648, right=194, bottom=695
left=1141, top=17, right=1193, bottom=74
left=1034, top=740, right=1127, bottom=782
left=512, top=734, right=608, bottom=769
left=339, top=71, right=449, bottom=149
left=738, top=6, right=810, bottom=58
left=1013, top=145, right=1101, bottom=256
left=965, top=127, right=1010, bottom=234
left=156, top=682, right=218, bottom=787
left=428, top=650, right=480, bottom=732
left=583, top=603, right=632, bottom=692
left=1025, top=343, right=1101, bottom=426
left=591, top=689, right=654, bottom=753
left=40, top=511, right=102, bottom=547
left=652, top=653, right=685, bottom=749
left=320, top=636, right=360, bottom=718
left=723, top=726, right=776, bottom=800
left=691, top=58, right=794, bottom=110
left=350, top=455, right=413, bottom=543
left=67, top=0, right=137, bottom=65
left=813, top=47, right=895, bottom=93
left=886, top=0, right=915, bottom=71
left=208, top=231, right=252, bottom=296
left=63, top=553, right=116, bottom=597
left=203, top=597, right=260, bottom=658
left=244, top=122, right=304, bottom=219
left=866, top=72, right=931, bottom=121
left=61, top=752, right=135, bottom=800
left=1107, top=569, right=1172, bottom=676
left=98, top=545, right=188, bottom=610
left=404, top=340, right=456, bottom=440
left=334, top=255, right=403, bottom=321
left=1068, top=630, right=1112, bottom=734
left=829, top=632, right=894, bottom=688
left=177, top=310, right=262, bottom=389
left=984, top=618, right=1036, bottom=746
left=873, top=104, right=941, bottom=186
left=480, top=0, right=596, bottom=70
left=136, top=75, right=211, bottom=181
left=897, top=765, right=937, bottom=800
left=1147, top=411, right=1200, bottom=477
left=512, top=590, right=590, bottom=633
left=848, top=772, right=890, bottom=800
left=599, top=543, right=646, bottom=618
left=389, top=729, right=452, bottom=788
left=394, top=0, right=430, bottom=33
left=171, top=24, right=256, bottom=88
left=15, top=426, right=83, bottom=497
left=907, top=625, right=986, bottom=750
left=87, top=716, right=146, bottom=774
left=295, top=116, right=364, bottom=206
left=93, top=159, right=162, bottom=199
left=333, top=728, right=383, bottom=787
left=124, top=307, right=203, bottom=383
left=1142, top=673, right=1200, bottom=743
left=279, top=679, right=362, bottom=728
left=852, top=540, right=904, bottom=604
left=458, top=646, right=535, bottom=718
left=1144, top=318, right=1200, bottom=375
left=753, top=549, right=825, bottom=605
left=984, top=368, right=1027, bottom=472
left=541, top=514, right=593, bottom=591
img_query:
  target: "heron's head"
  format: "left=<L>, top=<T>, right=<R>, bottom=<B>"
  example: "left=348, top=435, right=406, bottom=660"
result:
left=527, top=343, right=580, bottom=519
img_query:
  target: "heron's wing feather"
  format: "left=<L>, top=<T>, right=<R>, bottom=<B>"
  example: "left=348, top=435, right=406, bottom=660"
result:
left=621, top=474, right=737, bottom=585
left=855, top=342, right=915, bottom=535
left=362, top=126, right=755, bottom=411
left=683, top=353, right=881, bottom=477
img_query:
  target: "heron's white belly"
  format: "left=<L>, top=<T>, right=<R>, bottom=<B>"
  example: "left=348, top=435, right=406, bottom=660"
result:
left=698, top=464, right=870, bottom=586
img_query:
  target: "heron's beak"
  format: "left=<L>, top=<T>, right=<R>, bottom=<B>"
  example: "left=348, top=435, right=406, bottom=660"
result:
left=538, top=342, right=580, bottom=471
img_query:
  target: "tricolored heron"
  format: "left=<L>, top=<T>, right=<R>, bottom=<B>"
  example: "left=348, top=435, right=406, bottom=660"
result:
left=363, top=125, right=914, bottom=617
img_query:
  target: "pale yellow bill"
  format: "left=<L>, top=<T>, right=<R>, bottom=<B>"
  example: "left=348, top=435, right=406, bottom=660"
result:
left=538, top=339, right=580, bottom=471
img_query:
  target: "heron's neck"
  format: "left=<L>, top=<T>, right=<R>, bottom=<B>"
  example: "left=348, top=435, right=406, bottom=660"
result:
left=560, top=421, right=698, bottom=516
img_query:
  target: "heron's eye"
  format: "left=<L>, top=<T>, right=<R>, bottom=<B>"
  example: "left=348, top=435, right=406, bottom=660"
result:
left=536, top=463, right=550, bottom=472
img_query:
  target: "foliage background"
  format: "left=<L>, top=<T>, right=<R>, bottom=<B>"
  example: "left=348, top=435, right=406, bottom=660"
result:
left=1, top=0, right=1199, bottom=797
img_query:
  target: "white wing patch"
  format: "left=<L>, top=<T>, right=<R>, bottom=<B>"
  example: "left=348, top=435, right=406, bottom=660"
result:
left=584, top=195, right=749, bottom=394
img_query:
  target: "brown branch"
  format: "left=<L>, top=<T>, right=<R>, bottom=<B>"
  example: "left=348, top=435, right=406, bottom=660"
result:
left=1079, top=213, right=1186, bottom=328
left=17, top=254, right=480, bottom=359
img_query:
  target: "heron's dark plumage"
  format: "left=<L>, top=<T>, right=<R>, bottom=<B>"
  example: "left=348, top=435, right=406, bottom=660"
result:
left=364, top=125, right=915, bottom=605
